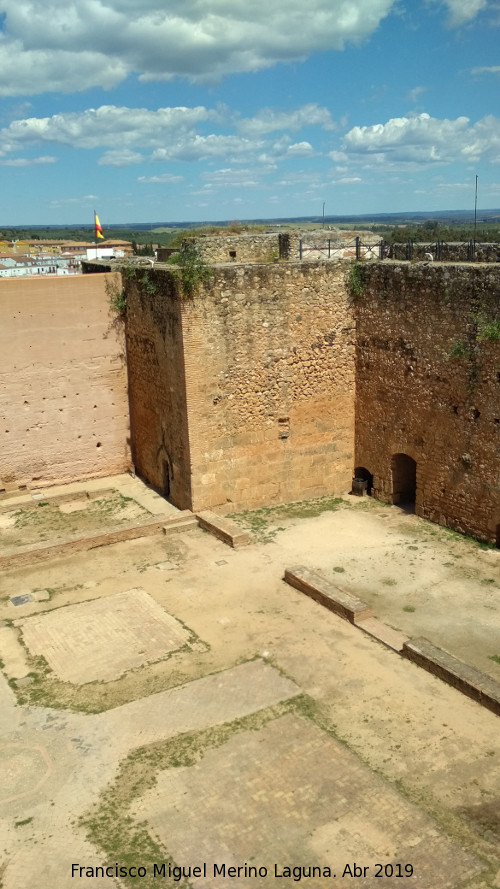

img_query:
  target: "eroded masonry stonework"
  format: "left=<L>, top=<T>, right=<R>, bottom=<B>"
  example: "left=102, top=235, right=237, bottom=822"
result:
left=125, top=262, right=355, bottom=512
left=354, top=263, right=500, bottom=543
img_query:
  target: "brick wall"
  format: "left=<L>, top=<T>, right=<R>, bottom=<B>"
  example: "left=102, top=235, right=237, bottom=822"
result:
left=354, top=263, right=500, bottom=543
left=0, top=274, right=130, bottom=490
left=125, top=262, right=355, bottom=511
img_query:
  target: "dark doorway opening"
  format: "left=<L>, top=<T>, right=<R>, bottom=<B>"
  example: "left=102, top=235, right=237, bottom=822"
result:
left=353, top=467, right=373, bottom=496
left=496, top=524, right=500, bottom=548
left=391, top=453, right=417, bottom=512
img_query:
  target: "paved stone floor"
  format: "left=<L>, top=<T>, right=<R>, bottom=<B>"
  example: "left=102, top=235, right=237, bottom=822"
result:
left=19, top=587, right=192, bottom=683
left=134, top=714, right=481, bottom=889
left=0, top=661, right=298, bottom=889
left=0, top=476, right=499, bottom=889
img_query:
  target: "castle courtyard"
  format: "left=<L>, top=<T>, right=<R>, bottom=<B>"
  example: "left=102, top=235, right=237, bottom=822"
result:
left=0, top=476, right=499, bottom=889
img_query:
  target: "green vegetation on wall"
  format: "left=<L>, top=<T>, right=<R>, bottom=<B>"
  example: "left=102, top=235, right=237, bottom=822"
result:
left=167, top=240, right=214, bottom=297
left=344, top=262, right=365, bottom=299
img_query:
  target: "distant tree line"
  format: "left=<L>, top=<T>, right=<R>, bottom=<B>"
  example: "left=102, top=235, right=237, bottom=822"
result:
left=374, top=220, right=500, bottom=244
left=0, top=227, right=177, bottom=246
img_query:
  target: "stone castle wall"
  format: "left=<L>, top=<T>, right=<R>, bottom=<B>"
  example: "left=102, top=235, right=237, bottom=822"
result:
left=354, top=263, right=500, bottom=543
left=0, top=274, right=131, bottom=491
left=6, top=255, right=497, bottom=543
left=124, top=273, right=193, bottom=508
left=190, top=233, right=282, bottom=264
left=125, top=262, right=355, bottom=511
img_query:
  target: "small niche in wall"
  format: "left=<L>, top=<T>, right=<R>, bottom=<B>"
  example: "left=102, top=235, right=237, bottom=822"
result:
left=278, top=417, right=290, bottom=439
left=229, top=250, right=237, bottom=260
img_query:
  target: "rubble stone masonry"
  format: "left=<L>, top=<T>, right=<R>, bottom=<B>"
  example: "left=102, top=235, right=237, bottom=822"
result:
left=125, top=262, right=355, bottom=511
left=354, top=263, right=500, bottom=543
left=0, top=274, right=130, bottom=490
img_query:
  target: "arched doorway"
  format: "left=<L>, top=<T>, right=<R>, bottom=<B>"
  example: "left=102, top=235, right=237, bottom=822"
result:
left=391, top=453, right=416, bottom=511
left=353, top=466, right=373, bottom=496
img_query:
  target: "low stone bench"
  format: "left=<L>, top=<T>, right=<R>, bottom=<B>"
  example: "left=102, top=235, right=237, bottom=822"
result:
left=284, top=566, right=374, bottom=625
left=196, top=511, right=252, bottom=548
left=403, top=637, right=500, bottom=717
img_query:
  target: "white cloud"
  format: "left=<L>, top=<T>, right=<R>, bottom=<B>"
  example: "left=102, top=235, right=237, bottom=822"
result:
left=50, top=194, right=98, bottom=206
left=152, top=134, right=261, bottom=163
left=333, top=176, right=362, bottom=184
left=0, top=105, right=213, bottom=155
left=0, top=0, right=398, bottom=95
left=0, top=43, right=127, bottom=97
left=471, top=65, right=500, bottom=75
left=406, top=86, right=427, bottom=103
left=0, top=155, right=55, bottom=166
left=200, top=167, right=271, bottom=188
left=0, top=101, right=333, bottom=167
left=237, top=104, right=335, bottom=136
left=430, top=0, right=488, bottom=27
left=328, top=150, right=349, bottom=162
left=286, top=141, right=315, bottom=156
left=341, top=112, right=500, bottom=166
left=138, top=173, right=183, bottom=184
left=98, top=150, right=143, bottom=166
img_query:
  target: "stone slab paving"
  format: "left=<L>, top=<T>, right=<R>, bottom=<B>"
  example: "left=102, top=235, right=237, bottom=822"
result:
left=135, top=713, right=481, bottom=889
left=19, top=588, right=191, bottom=683
left=102, top=659, right=300, bottom=745
left=0, top=661, right=299, bottom=889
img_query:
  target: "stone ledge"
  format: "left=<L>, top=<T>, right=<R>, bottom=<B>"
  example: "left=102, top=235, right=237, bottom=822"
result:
left=196, top=510, right=252, bottom=548
left=0, top=513, right=191, bottom=569
left=283, top=566, right=374, bottom=625
left=403, top=637, right=500, bottom=717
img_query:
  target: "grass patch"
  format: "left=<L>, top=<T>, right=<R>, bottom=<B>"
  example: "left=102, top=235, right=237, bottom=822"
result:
left=14, top=817, right=33, bottom=828
left=229, top=495, right=344, bottom=542
left=1, top=492, right=150, bottom=553
left=333, top=566, right=345, bottom=574
left=381, top=577, right=397, bottom=586
left=402, top=605, right=416, bottom=613
left=488, top=655, right=500, bottom=665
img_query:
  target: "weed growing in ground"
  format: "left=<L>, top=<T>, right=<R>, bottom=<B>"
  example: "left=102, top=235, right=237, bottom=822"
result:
left=230, top=495, right=344, bottom=542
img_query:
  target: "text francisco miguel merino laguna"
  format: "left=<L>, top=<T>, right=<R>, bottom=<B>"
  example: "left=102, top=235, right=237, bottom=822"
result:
left=72, top=862, right=414, bottom=880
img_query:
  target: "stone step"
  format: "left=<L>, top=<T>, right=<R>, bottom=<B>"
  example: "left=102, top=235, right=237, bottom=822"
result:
left=196, top=510, right=252, bottom=548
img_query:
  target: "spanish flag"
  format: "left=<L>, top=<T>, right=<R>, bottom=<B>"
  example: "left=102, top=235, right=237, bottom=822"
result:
left=94, top=211, right=104, bottom=240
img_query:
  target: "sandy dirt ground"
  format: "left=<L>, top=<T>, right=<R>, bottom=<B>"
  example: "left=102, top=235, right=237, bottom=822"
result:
left=0, top=477, right=499, bottom=889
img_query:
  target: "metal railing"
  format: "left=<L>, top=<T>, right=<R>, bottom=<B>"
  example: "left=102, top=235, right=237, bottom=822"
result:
left=297, top=238, right=500, bottom=263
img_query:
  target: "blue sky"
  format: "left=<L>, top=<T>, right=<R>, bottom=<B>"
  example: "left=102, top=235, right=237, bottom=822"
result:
left=0, top=0, right=498, bottom=225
